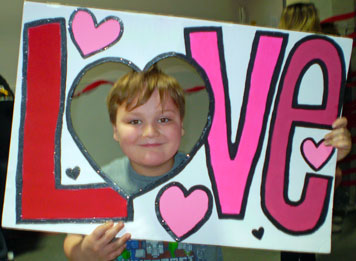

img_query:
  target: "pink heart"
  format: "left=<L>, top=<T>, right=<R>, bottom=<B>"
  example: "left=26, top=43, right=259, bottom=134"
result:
left=156, top=183, right=212, bottom=240
left=70, top=9, right=123, bottom=57
left=301, top=138, right=334, bottom=171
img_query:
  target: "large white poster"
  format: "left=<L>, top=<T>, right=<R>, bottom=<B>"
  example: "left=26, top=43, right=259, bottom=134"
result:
left=2, top=1, right=353, bottom=253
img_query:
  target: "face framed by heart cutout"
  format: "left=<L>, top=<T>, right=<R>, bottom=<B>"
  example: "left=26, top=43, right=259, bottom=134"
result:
left=65, top=53, right=213, bottom=200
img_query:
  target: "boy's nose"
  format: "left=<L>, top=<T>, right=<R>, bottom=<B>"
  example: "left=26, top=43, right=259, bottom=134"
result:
left=142, top=123, right=159, bottom=138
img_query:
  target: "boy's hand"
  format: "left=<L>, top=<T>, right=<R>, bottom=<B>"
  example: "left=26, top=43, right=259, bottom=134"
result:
left=65, top=221, right=131, bottom=261
left=81, top=221, right=131, bottom=261
left=324, top=117, right=351, bottom=161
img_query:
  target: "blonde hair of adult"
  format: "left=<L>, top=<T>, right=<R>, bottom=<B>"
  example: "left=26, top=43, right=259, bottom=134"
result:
left=279, top=3, right=321, bottom=33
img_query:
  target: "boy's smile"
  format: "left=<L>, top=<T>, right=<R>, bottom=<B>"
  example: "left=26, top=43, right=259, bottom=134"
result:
left=112, top=89, right=184, bottom=177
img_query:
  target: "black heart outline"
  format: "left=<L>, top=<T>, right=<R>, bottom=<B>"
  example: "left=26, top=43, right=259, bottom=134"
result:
left=155, top=182, right=213, bottom=241
left=300, top=137, right=335, bottom=172
left=68, top=8, right=124, bottom=58
left=64, top=53, right=214, bottom=204
left=66, top=166, right=81, bottom=180
left=251, top=227, right=264, bottom=240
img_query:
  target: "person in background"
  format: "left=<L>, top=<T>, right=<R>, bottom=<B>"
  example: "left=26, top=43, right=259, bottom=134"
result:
left=279, top=1, right=321, bottom=32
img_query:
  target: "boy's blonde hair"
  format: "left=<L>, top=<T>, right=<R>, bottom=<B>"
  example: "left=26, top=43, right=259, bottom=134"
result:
left=279, top=3, right=321, bottom=33
left=107, top=66, right=185, bottom=124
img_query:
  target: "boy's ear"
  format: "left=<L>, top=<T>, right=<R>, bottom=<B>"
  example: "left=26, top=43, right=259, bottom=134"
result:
left=181, top=124, right=185, bottom=137
left=112, top=124, right=120, bottom=142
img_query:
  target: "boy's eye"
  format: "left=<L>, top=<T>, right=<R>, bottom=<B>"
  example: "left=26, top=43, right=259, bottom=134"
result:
left=158, top=117, right=170, bottom=123
left=129, top=119, right=142, bottom=125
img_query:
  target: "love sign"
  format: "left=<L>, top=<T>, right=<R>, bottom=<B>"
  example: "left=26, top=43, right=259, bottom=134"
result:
left=2, top=1, right=352, bottom=253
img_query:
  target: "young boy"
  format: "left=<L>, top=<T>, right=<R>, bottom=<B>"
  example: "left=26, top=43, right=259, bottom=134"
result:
left=64, top=66, right=223, bottom=260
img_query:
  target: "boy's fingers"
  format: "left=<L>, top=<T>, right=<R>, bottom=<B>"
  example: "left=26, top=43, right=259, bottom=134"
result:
left=325, top=137, right=351, bottom=149
left=325, top=117, right=349, bottom=143
left=329, top=129, right=350, bottom=142
left=324, top=127, right=350, bottom=145
left=324, top=129, right=338, bottom=141
left=91, top=221, right=114, bottom=240
left=100, top=222, right=125, bottom=245
left=106, top=233, right=131, bottom=253
left=116, top=233, right=131, bottom=247
left=101, top=232, right=131, bottom=260
left=107, top=244, right=128, bottom=261
left=332, top=117, right=347, bottom=129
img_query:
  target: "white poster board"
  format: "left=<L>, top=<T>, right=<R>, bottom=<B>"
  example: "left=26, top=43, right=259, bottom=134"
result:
left=2, top=1, right=353, bottom=253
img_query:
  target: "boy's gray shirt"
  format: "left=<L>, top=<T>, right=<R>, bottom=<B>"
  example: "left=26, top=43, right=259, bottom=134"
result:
left=102, top=152, right=186, bottom=195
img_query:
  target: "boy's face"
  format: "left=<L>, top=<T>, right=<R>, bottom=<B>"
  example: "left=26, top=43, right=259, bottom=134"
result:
left=112, top=89, right=184, bottom=177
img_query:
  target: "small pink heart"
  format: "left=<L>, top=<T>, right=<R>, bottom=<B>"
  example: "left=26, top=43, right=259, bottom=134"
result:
left=69, top=9, right=123, bottom=57
left=301, top=138, right=334, bottom=171
left=156, top=183, right=212, bottom=241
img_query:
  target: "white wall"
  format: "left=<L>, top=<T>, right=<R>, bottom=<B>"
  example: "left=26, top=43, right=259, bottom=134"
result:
left=243, top=0, right=283, bottom=28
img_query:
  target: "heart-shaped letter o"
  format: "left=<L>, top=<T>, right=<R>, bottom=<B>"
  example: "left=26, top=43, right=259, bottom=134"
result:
left=69, top=8, right=123, bottom=58
left=155, top=182, right=213, bottom=241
